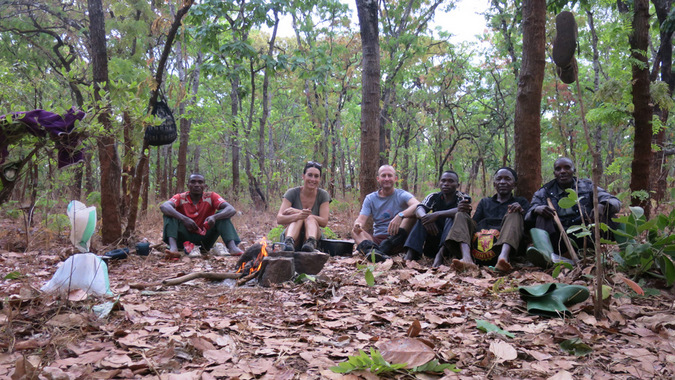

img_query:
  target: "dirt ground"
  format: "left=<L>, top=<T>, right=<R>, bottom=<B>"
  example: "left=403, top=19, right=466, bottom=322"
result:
left=1, top=205, right=675, bottom=379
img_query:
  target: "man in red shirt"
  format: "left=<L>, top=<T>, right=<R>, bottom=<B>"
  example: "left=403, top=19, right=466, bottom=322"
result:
left=160, top=174, right=243, bottom=257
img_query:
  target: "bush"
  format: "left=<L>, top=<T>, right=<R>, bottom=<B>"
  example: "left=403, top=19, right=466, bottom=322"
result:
left=609, top=207, right=675, bottom=286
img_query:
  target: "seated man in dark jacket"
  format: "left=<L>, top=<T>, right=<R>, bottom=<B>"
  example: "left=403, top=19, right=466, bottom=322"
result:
left=435, top=167, right=529, bottom=272
left=525, top=157, right=621, bottom=267
left=403, top=170, right=469, bottom=261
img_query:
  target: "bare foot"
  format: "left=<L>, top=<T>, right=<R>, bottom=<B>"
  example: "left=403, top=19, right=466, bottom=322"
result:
left=495, top=258, right=512, bottom=273
left=164, top=249, right=181, bottom=260
left=451, top=259, right=478, bottom=272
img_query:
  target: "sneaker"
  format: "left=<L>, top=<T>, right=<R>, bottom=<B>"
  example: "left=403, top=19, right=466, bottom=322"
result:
left=552, top=11, right=578, bottom=69
left=188, top=247, right=202, bottom=258
left=210, top=242, right=230, bottom=257
left=283, top=237, right=295, bottom=252
left=301, top=237, right=318, bottom=252
left=379, top=229, right=409, bottom=255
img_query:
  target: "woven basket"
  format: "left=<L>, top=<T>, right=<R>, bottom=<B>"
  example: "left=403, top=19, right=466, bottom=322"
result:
left=144, top=98, right=177, bottom=146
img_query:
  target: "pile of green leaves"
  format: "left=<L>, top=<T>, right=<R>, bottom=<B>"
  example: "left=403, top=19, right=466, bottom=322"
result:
left=330, top=348, right=459, bottom=375
left=609, top=207, right=675, bottom=286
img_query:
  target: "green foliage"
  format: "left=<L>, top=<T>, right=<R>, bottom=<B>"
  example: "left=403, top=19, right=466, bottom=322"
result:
left=560, top=338, right=592, bottom=356
left=330, top=348, right=407, bottom=375
left=412, top=359, right=460, bottom=373
left=45, top=214, right=71, bottom=235
left=86, top=192, right=102, bottom=208
left=610, top=207, right=675, bottom=286
left=552, top=261, right=574, bottom=279
left=266, top=226, right=338, bottom=243
left=475, top=319, right=515, bottom=338
left=1, top=200, right=22, bottom=219
left=294, top=273, right=316, bottom=283
left=330, top=348, right=458, bottom=375
left=4, top=271, right=24, bottom=280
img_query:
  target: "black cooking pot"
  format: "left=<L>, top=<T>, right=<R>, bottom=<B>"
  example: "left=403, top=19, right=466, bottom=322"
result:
left=320, top=239, right=355, bottom=256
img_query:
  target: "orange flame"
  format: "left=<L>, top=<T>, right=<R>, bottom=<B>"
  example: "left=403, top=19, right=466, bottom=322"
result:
left=236, top=237, right=268, bottom=275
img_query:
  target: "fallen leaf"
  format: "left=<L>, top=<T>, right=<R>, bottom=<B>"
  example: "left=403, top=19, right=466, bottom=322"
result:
left=548, top=370, right=574, bottom=380
left=489, top=341, right=517, bottom=363
left=406, top=320, right=422, bottom=337
left=621, top=277, right=644, bottom=295
left=375, top=338, right=435, bottom=369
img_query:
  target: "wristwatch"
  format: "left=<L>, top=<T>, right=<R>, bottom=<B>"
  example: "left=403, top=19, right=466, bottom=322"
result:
left=397, top=212, right=405, bottom=219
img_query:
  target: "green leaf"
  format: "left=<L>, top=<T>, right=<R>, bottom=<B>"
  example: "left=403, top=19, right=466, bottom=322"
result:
left=602, top=285, right=612, bottom=300
left=294, top=273, right=316, bottom=283
left=656, top=256, right=675, bottom=287
left=630, top=206, right=645, bottom=220
left=412, top=359, right=461, bottom=373
left=558, top=197, right=576, bottom=209
left=560, top=338, right=592, bottom=356
left=475, top=319, right=515, bottom=338
left=4, top=271, right=23, bottom=280
left=365, top=268, right=375, bottom=287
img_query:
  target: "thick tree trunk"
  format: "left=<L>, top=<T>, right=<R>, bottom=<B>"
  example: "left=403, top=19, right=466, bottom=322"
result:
left=629, top=0, right=653, bottom=216
left=88, top=0, right=123, bottom=244
left=356, top=0, right=380, bottom=202
left=513, top=0, right=545, bottom=200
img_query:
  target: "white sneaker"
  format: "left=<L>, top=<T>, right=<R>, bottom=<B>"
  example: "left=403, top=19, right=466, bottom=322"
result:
left=188, top=245, right=202, bottom=258
left=210, top=243, right=230, bottom=256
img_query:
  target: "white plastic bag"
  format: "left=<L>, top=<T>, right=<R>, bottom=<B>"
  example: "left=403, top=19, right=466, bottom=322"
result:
left=67, top=200, right=97, bottom=252
left=41, top=253, right=112, bottom=296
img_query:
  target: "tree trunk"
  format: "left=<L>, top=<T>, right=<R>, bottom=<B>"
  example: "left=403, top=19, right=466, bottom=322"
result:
left=650, top=0, right=674, bottom=205
left=513, top=0, right=545, bottom=200
left=629, top=0, right=653, bottom=216
left=356, top=0, right=381, bottom=202
left=88, top=0, right=123, bottom=244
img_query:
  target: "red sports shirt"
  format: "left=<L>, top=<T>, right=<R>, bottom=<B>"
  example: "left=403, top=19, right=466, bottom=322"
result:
left=168, top=191, right=226, bottom=227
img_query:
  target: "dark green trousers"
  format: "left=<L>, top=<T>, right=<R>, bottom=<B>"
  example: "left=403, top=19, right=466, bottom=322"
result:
left=162, top=214, right=240, bottom=251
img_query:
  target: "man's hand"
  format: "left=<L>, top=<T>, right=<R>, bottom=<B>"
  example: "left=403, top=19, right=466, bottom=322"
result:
left=353, top=223, right=363, bottom=235
left=204, top=215, right=216, bottom=230
left=182, top=217, right=199, bottom=233
left=421, top=213, right=439, bottom=236
left=387, top=214, right=403, bottom=236
left=457, top=199, right=472, bottom=214
left=535, top=205, right=555, bottom=218
left=507, top=202, right=524, bottom=214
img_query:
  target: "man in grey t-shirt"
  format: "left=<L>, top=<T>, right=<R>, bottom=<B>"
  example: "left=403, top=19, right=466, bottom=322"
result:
left=352, top=165, right=419, bottom=260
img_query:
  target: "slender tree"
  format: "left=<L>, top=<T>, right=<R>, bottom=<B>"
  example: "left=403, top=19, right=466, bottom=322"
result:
left=629, top=0, right=653, bottom=216
left=356, top=0, right=380, bottom=200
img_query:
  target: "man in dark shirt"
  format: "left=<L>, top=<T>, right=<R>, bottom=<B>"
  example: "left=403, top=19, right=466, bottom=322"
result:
left=403, top=171, right=470, bottom=261
left=525, top=157, right=620, bottom=266
left=435, top=167, right=529, bottom=272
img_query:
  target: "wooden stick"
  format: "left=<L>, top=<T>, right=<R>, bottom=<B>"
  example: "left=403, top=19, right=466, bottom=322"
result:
left=236, top=271, right=259, bottom=286
left=547, top=198, right=579, bottom=262
left=162, top=272, right=242, bottom=286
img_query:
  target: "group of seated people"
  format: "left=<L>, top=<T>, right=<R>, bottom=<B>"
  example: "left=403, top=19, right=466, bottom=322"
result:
left=160, top=157, right=621, bottom=272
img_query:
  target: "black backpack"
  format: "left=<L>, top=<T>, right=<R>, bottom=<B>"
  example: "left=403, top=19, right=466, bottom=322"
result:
left=144, top=96, right=177, bottom=146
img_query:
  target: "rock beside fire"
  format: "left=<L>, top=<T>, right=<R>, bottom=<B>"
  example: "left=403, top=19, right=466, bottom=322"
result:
left=258, top=257, right=294, bottom=287
left=292, top=252, right=329, bottom=275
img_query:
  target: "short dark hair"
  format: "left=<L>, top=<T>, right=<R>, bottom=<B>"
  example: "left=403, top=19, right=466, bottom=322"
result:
left=304, top=161, right=322, bottom=174
left=440, top=170, right=459, bottom=180
left=494, top=167, right=517, bottom=182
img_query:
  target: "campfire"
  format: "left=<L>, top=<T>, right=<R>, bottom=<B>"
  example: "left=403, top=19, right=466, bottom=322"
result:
left=236, top=238, right=269, bottom=275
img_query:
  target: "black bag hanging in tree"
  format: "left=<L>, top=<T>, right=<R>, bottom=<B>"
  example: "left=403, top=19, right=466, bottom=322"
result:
left=144, top=94, right=177, bottom=146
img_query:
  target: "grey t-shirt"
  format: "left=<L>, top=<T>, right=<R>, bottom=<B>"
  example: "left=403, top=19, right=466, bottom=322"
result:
left=282, top=187, right=331, bottom=216
left=360, top=188, right=414, bottom=237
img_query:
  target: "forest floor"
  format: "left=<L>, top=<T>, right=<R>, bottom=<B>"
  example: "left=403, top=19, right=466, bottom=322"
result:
left=1, top=204, right=675, bottom=379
